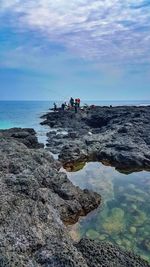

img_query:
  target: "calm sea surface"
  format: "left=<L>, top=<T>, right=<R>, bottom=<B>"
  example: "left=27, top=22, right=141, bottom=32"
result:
left=0, top=100, right=150, bottom=262
left=0, top=101, right=53, bottom=144
left=0, top=100, right=150, bottom=130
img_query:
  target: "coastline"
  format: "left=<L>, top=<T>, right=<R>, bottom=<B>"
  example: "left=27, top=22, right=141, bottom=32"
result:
left=0, top=105, right=150, bottom=266
left=41, top=105, right=150, bottom=172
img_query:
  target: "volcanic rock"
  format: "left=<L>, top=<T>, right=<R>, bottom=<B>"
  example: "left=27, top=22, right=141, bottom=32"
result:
left=41, top=106, right=150, bottom=172
left=0, top=129, right=149, bottom=266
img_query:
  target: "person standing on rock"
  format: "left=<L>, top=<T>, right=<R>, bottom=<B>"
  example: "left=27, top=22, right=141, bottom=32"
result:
left=61, top=103, right=65, bottom=111
left=75, top=100, right=78, bottom=113
left=70, top=97, right=74, bottom=107
left=53, top=102, right=57, bottom=111
left=77, top=98, right=80, bottom=108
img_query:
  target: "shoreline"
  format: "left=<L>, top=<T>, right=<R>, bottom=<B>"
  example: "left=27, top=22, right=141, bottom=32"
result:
left=0, top=105, right=150, bottom=266
left=41, top=105, right=150, bottom=173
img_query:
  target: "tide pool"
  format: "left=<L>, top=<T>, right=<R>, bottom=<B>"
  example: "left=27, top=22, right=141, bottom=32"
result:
left=62, top=162, right=150, bottom=263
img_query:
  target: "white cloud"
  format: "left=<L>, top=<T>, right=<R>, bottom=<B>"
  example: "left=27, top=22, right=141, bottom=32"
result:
left=1, top=0, right=150, bottom=63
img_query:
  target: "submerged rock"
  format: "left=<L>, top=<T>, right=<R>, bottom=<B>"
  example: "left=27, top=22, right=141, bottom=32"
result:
left=132, top=210, right=147, bottom=226
left=85, top=229, right=100, bottom=239
left=143, top=239, right=150, bottom=252
left=129, top=227, right=137, bottom=234
left=102, top=208, right=125, bottom=235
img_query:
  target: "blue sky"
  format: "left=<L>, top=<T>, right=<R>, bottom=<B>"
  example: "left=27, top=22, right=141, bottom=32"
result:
left=0, top=0, right=150, bottom=100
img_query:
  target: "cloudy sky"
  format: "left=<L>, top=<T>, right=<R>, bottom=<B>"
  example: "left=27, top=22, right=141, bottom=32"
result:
left=0, top=0, right=150, bottom=100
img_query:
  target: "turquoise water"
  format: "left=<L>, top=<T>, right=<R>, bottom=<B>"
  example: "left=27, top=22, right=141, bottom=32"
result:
left=0, top=101, right=53, bottom=144
left=1, top=100, right=150, bottom=130
left=0, top=101, right=51, bottom=128
left=63, top=162, right=150, bottom=262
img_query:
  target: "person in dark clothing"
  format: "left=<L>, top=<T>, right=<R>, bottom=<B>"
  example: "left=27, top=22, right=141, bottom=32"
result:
left=61, top=103, right=65, bottom=111
left=70, top=97, right=74, bottom=107
left=53, top=102, right=57, bottom=111
left=75, top=101, right=78, bottom=113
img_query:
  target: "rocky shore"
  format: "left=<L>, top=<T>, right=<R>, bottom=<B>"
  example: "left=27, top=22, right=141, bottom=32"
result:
left=41, top=105, right=150, bottom=172
left=0, top=126, right=150, bottom=266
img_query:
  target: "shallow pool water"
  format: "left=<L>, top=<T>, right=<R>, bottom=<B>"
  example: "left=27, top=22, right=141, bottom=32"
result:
left=62, top=162, right=150, bottom=262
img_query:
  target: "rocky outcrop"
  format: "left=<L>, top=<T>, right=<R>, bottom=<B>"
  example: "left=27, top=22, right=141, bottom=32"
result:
left=76, top=238, right=150, bottom=267
left=41, top=106, right=150, bottom=172
left=0, top=129, right=149, bottom=266
left=0, top=128, right=44, bottom=149
left=0, top=132, right=100, bottom=266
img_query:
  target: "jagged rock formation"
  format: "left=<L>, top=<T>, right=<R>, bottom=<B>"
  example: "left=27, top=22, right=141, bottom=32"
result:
left=0, top=128, right=44, bottom=149
left=41, top=106, right=150, bottom=172
left=0, top=130, right=100, bottom=266
left=0, top=128, right=150, bottom=266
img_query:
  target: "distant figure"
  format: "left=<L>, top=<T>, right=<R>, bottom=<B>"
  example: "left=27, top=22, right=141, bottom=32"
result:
left=61, top=103, right=65, bottom=111
left=77, top=98, right=80, bottom=108
left=53, top=102, right=57, bottom=111
left=70, top=97, right=74, bottom=107
left=75, top=101, right=78, bottom=113
left=91, top=105, right=96, bottom=109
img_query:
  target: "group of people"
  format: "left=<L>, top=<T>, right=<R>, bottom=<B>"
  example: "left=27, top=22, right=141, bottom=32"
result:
left=53, top=97, right=81, bottom=113
left=69, top=97, right=80, bottom=108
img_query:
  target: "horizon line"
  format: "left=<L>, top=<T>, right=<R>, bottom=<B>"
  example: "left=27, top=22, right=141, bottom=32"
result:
left=0, top=99, right=150, bottom=102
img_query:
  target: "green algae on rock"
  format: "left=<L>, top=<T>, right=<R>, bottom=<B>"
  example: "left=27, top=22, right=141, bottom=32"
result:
left=102, top=208, right=125, bottom=235
left=129, top=226, right=137, bottom=234
left=132, top=210, right=147, bottom=226
left=86, top=229, right=100, bottom=239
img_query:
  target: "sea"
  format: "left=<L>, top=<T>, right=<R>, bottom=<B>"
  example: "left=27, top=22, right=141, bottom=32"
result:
left=0, top=100, right=150, bottom=144
left=0, top=101, right=52, bottom=144
left=0, top=100, right=150, bottom=134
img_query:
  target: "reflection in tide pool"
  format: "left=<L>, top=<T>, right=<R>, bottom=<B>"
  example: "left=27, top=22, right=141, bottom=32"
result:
left=62, top=162, right=150, bottom=262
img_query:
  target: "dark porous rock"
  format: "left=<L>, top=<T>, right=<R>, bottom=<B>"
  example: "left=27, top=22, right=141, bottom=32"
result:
left=0, top=128, right=44, bottom=149
left=42, top=106, right=150, bottom=172
left=0, top=130, right=149, bottom=266
left=0, top=135, right=100, bottom=266
left=59, top=142, right=88, bottom=164
left=76, top=238, right=150, bottom=267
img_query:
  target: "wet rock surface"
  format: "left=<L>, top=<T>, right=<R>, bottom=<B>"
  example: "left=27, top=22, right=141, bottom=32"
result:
left=0, top=128, right=150, bottom=266
left=41, top=106, right=150, bottom=172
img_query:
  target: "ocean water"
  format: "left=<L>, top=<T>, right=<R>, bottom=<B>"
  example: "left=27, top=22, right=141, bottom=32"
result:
left=0, top=100, right=150, bottom=129
left=63, top=162, right=150, bottom=262
left=0, top=100, right=150, bottom=144
left=0, top=101, right=53, bottom=144
left=83, top=100, right=150, bottom=107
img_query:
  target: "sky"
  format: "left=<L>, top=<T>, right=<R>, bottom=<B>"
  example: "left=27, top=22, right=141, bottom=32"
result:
left=0, top=0, right=150, bottom=101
